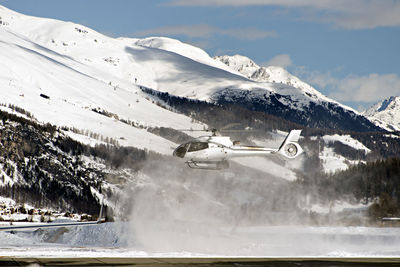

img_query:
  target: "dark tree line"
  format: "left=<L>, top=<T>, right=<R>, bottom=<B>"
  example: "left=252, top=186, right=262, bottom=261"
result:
left=0, top=109, right=145, bottom=215
left=141, top=87, right=303, bottom=137
left=298, top=157, right=400, bottom=220
left=55, top=136, right=147, bottom=169
left=210, top=87, right=381, bottom=132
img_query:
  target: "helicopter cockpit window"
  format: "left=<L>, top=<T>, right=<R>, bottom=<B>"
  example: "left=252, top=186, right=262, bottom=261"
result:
left=174, top=143, right=190, bottom=158
left=187, top=142, right=209, bottom=152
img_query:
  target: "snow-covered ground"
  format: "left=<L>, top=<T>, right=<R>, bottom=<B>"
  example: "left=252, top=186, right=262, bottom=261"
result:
left=323, top=134, right=370, bottom=154
left=320, top=147, right=363, bottom=173
left=316, top=134, right=369, bottom=173
left=1, top=222, right=400, bottom=257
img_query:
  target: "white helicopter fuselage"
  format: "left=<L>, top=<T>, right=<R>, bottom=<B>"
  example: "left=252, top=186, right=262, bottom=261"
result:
left=186, top=137, right=276, bottom=162
left=173, top=130, right=303, bottom=169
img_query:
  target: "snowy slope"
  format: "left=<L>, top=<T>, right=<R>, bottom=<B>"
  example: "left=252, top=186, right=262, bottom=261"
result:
left=0, top=5, right=206, bottom=154
left=319, top=134, right=369, bottom=173
left=134, top=37, right=242, bottom=76
left=363, top=96, right=400, bottom=131
left=323, top=134, right=371, bottom=154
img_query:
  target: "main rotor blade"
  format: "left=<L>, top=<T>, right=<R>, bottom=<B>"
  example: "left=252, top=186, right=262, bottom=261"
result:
left=176, top=129, right=216, bottom=132
left=177, top=128, right=258, bottom=133
left=220, top=123, right=242, bottom=131
left=219, top=129, right=259, bottom=133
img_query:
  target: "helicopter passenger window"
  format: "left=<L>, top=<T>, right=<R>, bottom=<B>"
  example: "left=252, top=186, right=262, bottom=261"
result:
left=187, top=142, right=208, bottom=152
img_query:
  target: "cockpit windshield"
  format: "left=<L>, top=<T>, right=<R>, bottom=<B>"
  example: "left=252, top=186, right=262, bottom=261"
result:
left=173, top=143, right=190, bottom=158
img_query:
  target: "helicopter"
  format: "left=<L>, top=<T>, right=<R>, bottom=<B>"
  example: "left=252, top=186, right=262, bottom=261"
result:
left=173, top=128, right=303, bottom=170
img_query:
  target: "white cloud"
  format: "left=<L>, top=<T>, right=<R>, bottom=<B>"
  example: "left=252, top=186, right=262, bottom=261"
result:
left=297, top=69, right=400, bottom=104
left=221, top=27, right=277, bottom=40
left=136, top=24, right=215, bottom=38
left=263, top=54, right=293, bottom=68
left=136, top=24, right=276, bottom=40
left=167, top=0, right=400, bottom=29
left=295, top=68, right=339, bottom=90
left=332, top=73, right=400, bottom=103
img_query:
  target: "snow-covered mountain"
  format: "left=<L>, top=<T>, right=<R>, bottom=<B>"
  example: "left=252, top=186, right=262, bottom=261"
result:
left=214, top=54, right=334, bottom=105
left=0, top=5, right=381, bottom=137
left=363, top=96, right=400, bottom=131
left=211, top=55, right=380, bottom=132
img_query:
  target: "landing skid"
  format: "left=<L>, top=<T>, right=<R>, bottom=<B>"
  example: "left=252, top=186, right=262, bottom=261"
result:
left=186, top=160, right=229, bottom=170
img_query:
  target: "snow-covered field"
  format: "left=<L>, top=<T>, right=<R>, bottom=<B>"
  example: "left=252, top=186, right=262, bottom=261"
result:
left=1, top=222, right=400, bottom=257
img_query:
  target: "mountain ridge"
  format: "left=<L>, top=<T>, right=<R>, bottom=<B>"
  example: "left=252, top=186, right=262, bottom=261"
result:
left=363, top=96, right=400, bottom=131
left=214, top=54, right=358, bottom=113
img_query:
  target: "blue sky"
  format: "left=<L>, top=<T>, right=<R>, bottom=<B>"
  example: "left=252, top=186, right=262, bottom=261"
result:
left=1, top=0, right=400, bottom=110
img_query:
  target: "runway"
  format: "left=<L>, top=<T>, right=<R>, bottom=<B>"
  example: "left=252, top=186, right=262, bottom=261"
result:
left=1, top=257, right=400, bottom=266
left=2, top=223, right=400, bottom=266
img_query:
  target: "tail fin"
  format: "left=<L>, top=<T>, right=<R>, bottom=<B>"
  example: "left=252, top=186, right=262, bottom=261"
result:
left=278, top=130, right=303, bottom=159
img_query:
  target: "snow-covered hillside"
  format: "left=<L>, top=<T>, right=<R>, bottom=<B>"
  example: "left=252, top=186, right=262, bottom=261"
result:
left=363, top=96, right=400, bottom=131
left=320, top=134, right=370, bottom=173
left=0, top=5, right=206, bottom=155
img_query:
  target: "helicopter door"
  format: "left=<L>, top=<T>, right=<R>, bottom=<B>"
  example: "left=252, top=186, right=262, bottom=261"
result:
left=187, top=142, right=209, bottom=152
left=173, top=142, right=209, bottom=159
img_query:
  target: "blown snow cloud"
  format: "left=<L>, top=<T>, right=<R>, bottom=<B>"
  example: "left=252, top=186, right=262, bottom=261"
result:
left=167, top=0, right=400, bottom=29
